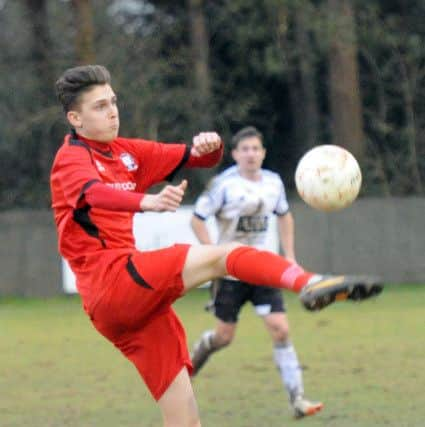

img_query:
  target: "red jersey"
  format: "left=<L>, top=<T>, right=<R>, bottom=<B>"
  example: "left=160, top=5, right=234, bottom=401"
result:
left=51, top=132, right=218, bottom=308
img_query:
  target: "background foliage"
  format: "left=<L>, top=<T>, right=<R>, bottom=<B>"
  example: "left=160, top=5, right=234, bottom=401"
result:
left=1, top=0, right=424, bottom=208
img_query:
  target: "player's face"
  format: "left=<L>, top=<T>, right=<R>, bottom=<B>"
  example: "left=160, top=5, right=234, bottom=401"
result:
left=232, top=137, right=266, bottom=173
left=67, top=84, right=120, bottom=143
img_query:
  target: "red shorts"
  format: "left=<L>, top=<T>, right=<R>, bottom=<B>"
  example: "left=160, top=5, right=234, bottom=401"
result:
left=86, top=244, right=192, bottom=400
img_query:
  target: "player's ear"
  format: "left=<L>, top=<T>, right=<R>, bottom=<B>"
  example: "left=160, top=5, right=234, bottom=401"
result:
left=231, top=148, right=238, bottom=162
left=67, top=110, right=82, bottom=128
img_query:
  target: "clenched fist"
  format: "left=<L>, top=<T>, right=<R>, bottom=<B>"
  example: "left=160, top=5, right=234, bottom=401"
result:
left=191, top=132, right=222, bottom=157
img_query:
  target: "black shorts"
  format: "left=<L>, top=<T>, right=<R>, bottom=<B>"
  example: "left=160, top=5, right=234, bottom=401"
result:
left=213, top=278, right=285, bottom=323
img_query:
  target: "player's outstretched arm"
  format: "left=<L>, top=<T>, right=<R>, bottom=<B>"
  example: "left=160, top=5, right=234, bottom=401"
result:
left=140, top=180, right=188, bottom=212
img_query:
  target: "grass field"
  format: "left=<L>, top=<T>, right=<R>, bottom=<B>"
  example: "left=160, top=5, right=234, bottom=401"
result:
left=1, top=283, right=424, bottom=427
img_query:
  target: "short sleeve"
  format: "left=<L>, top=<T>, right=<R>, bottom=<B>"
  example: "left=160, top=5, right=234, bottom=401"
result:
left=51, top=144, right=101, bottom=208
left=193, top=177, right=225, bottom=220
left=274, top=178, right=290, bottom=216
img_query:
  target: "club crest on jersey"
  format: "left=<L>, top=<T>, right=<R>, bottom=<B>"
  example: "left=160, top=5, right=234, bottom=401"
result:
left=120, top=153, right=138, bottom=171
left=95, top=160, right=106, bottom=172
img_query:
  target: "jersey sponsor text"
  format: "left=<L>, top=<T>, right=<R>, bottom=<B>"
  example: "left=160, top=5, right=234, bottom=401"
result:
left=106, top=181, right=137, bottom=191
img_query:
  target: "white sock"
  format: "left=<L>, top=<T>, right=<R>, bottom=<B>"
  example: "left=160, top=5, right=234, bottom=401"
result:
left=273, top=342, right=304, bottom=401
left=202, top=330, right=215, bottom=350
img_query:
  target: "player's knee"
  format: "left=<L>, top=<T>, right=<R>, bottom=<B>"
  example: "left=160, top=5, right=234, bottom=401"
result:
left=269, top=321, right=290, bottom=343
left=224, top=241, right=244, bottom=252
left=163, top=394, right=200, bottom=427
left=186, top=399, right=201, bottom=427
left=213, top=241, right=244, bottom=262
left=188, top=418, right=201, bottom=427
left=274, top=324, right=290, bottom=342
left=212, top=241, right=244, bottom=276
left=214, top=329, right=234, bottom=347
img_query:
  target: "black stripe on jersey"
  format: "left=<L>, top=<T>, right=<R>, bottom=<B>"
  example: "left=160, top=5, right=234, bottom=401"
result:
left=73, top=204, right=106, bottom=248
left=81, top=179, right=101, bottom=195
left=193, top=212, right=207, bottom=221
left=69, top=137, right=92, bottom=152
left=69, top=135, right=96, bottom=167
left=90, top=145, right=113, bottom=158
left=126, top=255, right=153, bottom=289
left=165, top=145, right=191, bottom=181
left=274, top=209, right=290, bottom=216
left=69, top=132, right=113, bottom=158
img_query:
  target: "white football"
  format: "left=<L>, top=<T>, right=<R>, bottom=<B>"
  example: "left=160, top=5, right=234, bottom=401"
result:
left=295, top=145, right=362, bottom=212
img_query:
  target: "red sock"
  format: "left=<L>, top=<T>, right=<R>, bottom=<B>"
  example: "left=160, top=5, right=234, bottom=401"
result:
left=226, top=246, right=314, bottom=293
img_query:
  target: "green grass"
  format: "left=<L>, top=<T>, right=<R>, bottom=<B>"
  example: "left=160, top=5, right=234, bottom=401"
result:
left=1, top=284, right=424, bottom=426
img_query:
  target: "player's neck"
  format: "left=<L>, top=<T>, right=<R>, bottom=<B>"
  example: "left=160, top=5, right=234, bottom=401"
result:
left=73, top=131, right=114, bottom=153
left=74, top=129, right=114, bottom=145
left=238, top=168, right=262, bottom=182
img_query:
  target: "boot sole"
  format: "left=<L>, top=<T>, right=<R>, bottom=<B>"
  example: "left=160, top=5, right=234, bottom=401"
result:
left=300, top=276, right=383, bottom=311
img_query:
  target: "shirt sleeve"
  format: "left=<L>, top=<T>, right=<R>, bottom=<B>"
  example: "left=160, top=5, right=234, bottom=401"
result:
left=274, top=178, right=290, bottom=216
left=52, top=144, right=102, bottom=209
left=84, top=182, right=144, bottom=211
left=124, top=138, right=223, bottom=190
left=185, top=143, right=223, bottom=168
left=126, top=139, right=189, bottom=189
left=193, top=176, right=225, bottom=220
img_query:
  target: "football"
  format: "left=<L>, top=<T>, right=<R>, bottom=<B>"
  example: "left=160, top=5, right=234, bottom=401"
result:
left=295, top=144, right=362, bottom=212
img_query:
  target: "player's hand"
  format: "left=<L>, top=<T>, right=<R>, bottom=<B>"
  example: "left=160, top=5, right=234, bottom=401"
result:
left=191, top=132, right=222, bottom=157
left=140, top=180, right=187, bottom=212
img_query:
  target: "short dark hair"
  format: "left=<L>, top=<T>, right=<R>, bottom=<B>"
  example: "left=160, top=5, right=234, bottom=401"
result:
left=231, top=126, right=264, bottom=149
left=55, top=65, right=111, bottom=112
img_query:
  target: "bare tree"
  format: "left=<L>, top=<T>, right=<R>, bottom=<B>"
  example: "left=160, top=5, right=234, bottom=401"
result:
left=327, top=0, right=365, bottom=160
left=292, top=2, right=320, bottom=149
left=187, top=0, right=213, bottom=129
left=397, top=50, right=423, bottom=193
left=72, top=0, right=96, bottom=64
left=23, top=0, right=57, bottom=188
left=24, top=0, right=54, bottom=97
left=272, top=0, right=320, bottom=153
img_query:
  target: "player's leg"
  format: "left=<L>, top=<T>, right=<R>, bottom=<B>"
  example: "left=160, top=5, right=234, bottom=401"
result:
left=191, top=279, right=246, bottom=376
left=263, top=312, right=302, bottom=399
left=182, top=243, right=383, bottom=311
left=158, top=367, right=201, bottom=427
left=91, top=274, right=198, bottom=427
left=251, top=286, right=322, bottom=418
left=182, top=242, right=243, bottom=291
left=263, top=313, right=323, bottom=418
left=191, top=320, right=236, bottom=376
left=182, top=242, right=312, bottom=293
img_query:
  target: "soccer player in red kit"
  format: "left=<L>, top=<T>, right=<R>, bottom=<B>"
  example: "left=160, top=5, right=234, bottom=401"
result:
left=51, top=65, right=382, bottom=427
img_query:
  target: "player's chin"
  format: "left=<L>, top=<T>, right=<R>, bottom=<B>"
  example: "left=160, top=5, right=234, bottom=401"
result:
left=106, top=127, right=119, bottom=141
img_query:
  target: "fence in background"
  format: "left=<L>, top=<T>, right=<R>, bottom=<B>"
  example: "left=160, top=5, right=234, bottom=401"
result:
left=1, top=198, right=424, bottom=297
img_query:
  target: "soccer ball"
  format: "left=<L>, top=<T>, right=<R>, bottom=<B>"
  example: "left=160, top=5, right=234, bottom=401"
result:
left=295, top=145, right=362, bottom=212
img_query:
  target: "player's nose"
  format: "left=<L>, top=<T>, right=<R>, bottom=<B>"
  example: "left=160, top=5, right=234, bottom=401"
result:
left=109, top=105, right=118, bottom=118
